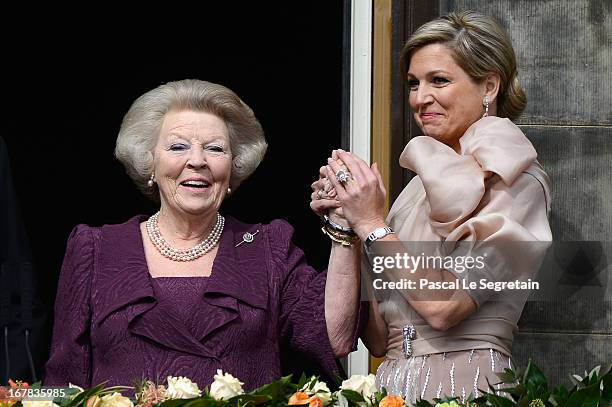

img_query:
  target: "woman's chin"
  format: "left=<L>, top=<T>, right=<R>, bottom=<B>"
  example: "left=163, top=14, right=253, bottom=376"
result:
left=167, top=201, right=217, bottom=219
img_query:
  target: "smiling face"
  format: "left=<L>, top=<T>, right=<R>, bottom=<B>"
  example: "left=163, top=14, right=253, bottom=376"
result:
left=153, top=110, right=232, bottom=219
left=407, top=43, right=490, bottom=151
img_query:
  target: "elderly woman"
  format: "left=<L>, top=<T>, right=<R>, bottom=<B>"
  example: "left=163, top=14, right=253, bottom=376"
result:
left=312, top=11, right=551, bottom=403
left=44, top=79, right=361, bottom=389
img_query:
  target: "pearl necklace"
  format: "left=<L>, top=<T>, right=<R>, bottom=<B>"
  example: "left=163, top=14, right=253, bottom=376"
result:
left=146, top=212, right=225, bottom=262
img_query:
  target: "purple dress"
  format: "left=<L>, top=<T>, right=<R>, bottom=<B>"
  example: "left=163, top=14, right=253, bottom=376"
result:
left=44, top=215, right=351, bottom=390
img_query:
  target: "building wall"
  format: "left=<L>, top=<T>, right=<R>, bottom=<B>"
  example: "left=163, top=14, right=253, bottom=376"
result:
left=440, top=0, right=612, bottom=385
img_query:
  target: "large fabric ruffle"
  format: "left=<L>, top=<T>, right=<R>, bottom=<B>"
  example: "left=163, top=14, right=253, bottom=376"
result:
left=376, top=117, right=552, bottom=402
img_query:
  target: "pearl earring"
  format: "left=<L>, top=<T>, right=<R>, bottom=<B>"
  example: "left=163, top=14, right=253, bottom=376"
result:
left=147, top=173, right=155, bottom=188
left=227, top=187, right=232, bottom=195
left=482, top=96, right=490, bottom=118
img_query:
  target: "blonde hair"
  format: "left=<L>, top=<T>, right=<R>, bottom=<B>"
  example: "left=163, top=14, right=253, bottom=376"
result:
left=115, top=79, right=267, bottom=200
left=399, top=10, right=526, bottom=120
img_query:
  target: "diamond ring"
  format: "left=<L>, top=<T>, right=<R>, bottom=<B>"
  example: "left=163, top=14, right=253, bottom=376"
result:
left=335, top=169, right=350, bottom=183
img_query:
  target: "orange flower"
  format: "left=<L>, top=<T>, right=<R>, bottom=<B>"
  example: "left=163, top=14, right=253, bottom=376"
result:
left=7, top=380, right=28, bottom=390
left=289, top=392, right=311, bottom=405
left=379, top=395, right=405, bottom=407
left=308, top=396, right=323, bottom=407
left=288, top=392, right=323, bottom=407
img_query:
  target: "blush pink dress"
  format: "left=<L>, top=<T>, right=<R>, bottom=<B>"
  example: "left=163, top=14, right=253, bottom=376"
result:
left=374, top=117, right=552, bottom=403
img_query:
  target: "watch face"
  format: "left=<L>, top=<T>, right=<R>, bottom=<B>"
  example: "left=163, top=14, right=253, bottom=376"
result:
left=374, top=228, right=386, bottom=238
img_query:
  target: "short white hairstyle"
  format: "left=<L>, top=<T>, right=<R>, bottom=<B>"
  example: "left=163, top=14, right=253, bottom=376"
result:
left=115, top=79, right=267, bottom=200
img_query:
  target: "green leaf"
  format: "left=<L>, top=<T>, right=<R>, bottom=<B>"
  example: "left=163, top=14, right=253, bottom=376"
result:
left=433, top=395, right=461, bottom=403
left=564, top=383, right=602, bottom=407
left=158, top=399, right=194, bottom=407
left=296, top=374, right=309, bottom=390
left=521, top=360, right=549, bottom=400
left=182, top=399, right=220, bottom=407
left=497, top=370, right=517, bottom=384
left=64, top=383, right=107, bottom=407
left=485, top=393, right=515, bottom=407
left=602, top=363, right=612, bottom=402
left=374, top=388, right=387, bottom=405
left=340, top=389, right=365, bottom=404
left=250, top=375, right=294, bottom=401
left=224, top=394, right=271, bottom=407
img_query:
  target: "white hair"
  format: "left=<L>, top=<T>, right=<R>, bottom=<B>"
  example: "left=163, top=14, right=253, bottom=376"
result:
left=115, top=79, right=267, bottom=199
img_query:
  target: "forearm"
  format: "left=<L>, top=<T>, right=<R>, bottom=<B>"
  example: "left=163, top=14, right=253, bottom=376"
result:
left=324, top=241, right=361, bottom=357
left=361, top=228, right=476, bottom=331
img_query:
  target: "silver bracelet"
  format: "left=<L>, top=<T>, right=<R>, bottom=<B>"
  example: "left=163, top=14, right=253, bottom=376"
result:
left=322, top=215, right=356, bottom=236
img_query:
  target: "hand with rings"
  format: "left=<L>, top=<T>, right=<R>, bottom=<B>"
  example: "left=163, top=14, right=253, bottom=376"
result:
left=335, top=168, right=351, bottom=184
left=311, top=168, right=340, bottom=217
left=324, top=149, right=387, bottom=240
left=310, top=151, right=349, bottom=225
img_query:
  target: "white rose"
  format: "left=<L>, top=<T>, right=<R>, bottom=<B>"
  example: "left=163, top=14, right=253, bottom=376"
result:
left=209, top=369, right=245, bottom=401
left=99, top=392, right=134, bottom=407
left=312, top=381, right=333, bottom=406
left=340, top=374, right=376, bottom=405
left=300, top=380, right=332, bottom=406
left=166, top=376, right=202, bottom=399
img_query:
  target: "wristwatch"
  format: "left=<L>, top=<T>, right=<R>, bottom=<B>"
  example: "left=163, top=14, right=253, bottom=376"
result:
left=364, top=226, right=394, bottom=249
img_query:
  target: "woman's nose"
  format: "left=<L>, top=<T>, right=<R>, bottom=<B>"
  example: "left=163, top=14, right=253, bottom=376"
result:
left=186, top=148, right=207, bottom=168
left=414, top=84, right=434, bottom=107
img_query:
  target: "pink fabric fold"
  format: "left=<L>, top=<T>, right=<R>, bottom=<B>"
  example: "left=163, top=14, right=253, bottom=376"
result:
left=381, top=116, right=552, bottom=358
left=396, top=116, right=543, bottom=239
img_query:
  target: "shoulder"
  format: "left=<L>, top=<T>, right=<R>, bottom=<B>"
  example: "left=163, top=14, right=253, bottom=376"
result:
left=66, top=224, right=97, bottom=246
left=97, top=215, right=147, bottom=236
left=69, top=215, right=146, bottom=237
left=262, top=219, right=301, bottom=257
left=491, top=162, right=550, bottom=210
left=239, top=217, right=305, bottom=271
left=65, top=215, right=147, bottom=257
left=264, top=218, right=296, bottom=239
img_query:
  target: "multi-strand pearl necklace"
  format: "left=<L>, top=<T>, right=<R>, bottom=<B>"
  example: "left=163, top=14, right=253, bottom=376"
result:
left=146, top=212, right=225, bottom=262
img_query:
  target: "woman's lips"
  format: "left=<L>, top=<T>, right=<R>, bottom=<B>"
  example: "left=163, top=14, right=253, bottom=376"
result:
left=179, top=184, right=211, bottom=194
left=419, top=113, right=441, bottom=122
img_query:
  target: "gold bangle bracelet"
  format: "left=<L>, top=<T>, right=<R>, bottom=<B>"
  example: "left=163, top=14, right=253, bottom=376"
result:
left=321, top=226, right=359, bottom=246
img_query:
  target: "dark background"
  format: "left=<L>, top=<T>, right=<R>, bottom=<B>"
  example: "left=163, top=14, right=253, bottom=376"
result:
left=2, top=3, right=345, bottom=381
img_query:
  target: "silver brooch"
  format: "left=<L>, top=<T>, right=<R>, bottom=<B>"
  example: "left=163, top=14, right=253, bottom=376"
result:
left=402, top=324, right=416, bottom=358
left=235, top=230, right=260, bottom=247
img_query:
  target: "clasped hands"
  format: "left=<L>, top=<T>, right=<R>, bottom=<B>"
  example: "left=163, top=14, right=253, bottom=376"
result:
left=310, top=149, right=388, bottom=241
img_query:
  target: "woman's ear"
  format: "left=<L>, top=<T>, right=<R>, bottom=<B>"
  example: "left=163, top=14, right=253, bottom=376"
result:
left=484, top=73, right=501, bottom=103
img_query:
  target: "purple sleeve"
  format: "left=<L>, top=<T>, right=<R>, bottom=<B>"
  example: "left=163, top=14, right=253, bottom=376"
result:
left=268, top=220, right=343, bottom=380
left=44, top=225, right=94, bottom=387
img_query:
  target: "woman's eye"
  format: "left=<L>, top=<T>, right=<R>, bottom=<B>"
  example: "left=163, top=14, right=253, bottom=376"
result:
left=433, top=76, right=449, bottom=85
left=407, top=79, right=419, bottom=90
left=169, top=143, right=188, bottom=151
left=205, top=145, right=225, bottom=153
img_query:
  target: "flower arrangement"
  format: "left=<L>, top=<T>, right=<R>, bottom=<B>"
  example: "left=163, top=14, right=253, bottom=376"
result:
left=0, top=360, right=610, bottom=407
